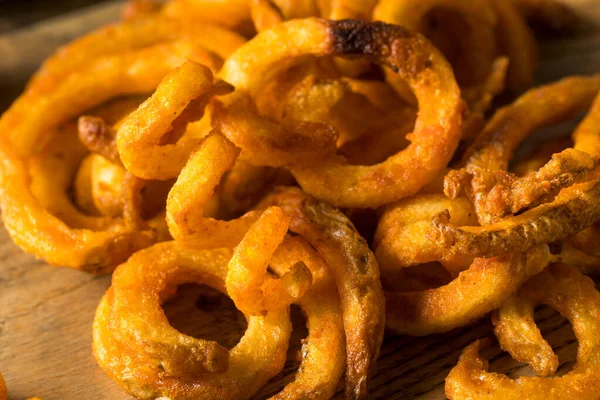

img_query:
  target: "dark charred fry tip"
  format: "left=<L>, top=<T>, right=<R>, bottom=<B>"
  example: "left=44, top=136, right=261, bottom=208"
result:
left=329, top=19, right=411, bottom=57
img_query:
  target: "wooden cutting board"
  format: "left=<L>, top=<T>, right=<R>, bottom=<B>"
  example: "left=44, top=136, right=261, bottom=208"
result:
left=1, top=1, right=600, bottom=399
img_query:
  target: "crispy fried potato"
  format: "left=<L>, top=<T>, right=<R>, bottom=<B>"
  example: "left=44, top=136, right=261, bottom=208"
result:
left=93, top=242, right=291, bottom=400
left=267, top=235, right=345, bottom=400
left=1, top=41, right=222, bottom=158
left=447, top=264, right=600, bottom=400
left=432, top=179, right=600, bottom=257
left=117, top=61, right=232, bottom=180
left=219, top=18, right=464, bottom=208
left=386, top=246, right=550, bottom=336
left=445, top=75, right=600, bottom=224
left=258, top=187, right=384, bottom=399
left=210, top=92, right=338, bottom=167
left=226, top=207, right=312, bottom=315
left=166, top=132, right=261, bottom=249
left=374, top=194, right=477, bottom=272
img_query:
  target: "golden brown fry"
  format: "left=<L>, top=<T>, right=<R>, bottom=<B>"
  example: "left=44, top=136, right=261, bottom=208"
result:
left=74, top=154, right=126, bottom=217
left=258, top=187, right=384, bottom=399
left=219, top=18, right=465, bottom=208
left=166, top=132, right=260, bottom=249
left=446, top=75, right=600, bottom=224
left=447, top=264, right=600, bottom=400
left=375, top=193, right=551, bottom=335
left=492, top=295, right=559, bottom=377
left=386, top=246, right=550, bottom=336
left=210, top=91, right=338, bottom=167
left=1, top=40, right=222, bottom=158
left=374, top=194, right=477, bottom=272
left=27, top=13, right=243, bottom=95
left=93, top=242, right=291, bottom=400
left=432, top=178, right=600, bottom=258
left=226, top=207, right=312, bottom=316
left=117, top=61, right=232, bottom=180
left=268, top=235, right=345, bottom=400
left=0, top=124, right=160, bottom=273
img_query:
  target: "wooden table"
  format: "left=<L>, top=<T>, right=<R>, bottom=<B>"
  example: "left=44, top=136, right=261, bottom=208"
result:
left=1, top=1, right=600, bottom=399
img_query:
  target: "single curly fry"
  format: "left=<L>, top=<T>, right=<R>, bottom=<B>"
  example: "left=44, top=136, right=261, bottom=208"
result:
left=166, top=132, right=260, bottom=249
left=258, top=187, right=384, bottom=399
left=446, top=264, right=600, bottom=400
left=93, top=242, right=291, bottom=400
left=117, top=61, right=232, bottom=180
left=492, top=295, right=559, bottom=377
left=0, top=125, right=159, bottom=273
left=226, top=207, right=312, bottom=316
left=385, top=245, right=551, bottom=336
left=220, top=18, right=464, bottom=208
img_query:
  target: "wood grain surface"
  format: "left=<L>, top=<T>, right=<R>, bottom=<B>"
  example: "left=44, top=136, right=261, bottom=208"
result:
left=1, top=1, right=600, bottom=399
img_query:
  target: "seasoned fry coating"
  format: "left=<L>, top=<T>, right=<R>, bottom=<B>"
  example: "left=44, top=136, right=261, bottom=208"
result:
left=220, top=19, right=464, bottom=208
left=268, top=235, right=345, bottom=400
left=117, top=61, right=232, bottom=180
left=386, top=246, right=550, bottom=335
left=431, top=179, right=600, bottom=257
left=93, top=242, right=291, bottom=400
left=445, top=75, right=600, bottom=224
left=447, top=264, right=600, bottom=400
left=258, top=187, right=384, bottom=399
left=226, top=207, right=312, bottom=315
left=166, top=132, right=260, bottom=249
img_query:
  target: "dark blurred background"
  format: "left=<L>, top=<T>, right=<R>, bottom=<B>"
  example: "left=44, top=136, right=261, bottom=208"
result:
left=0, top=0, right=120, bottom=111
left=0, top=0, right=108, bottom=33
